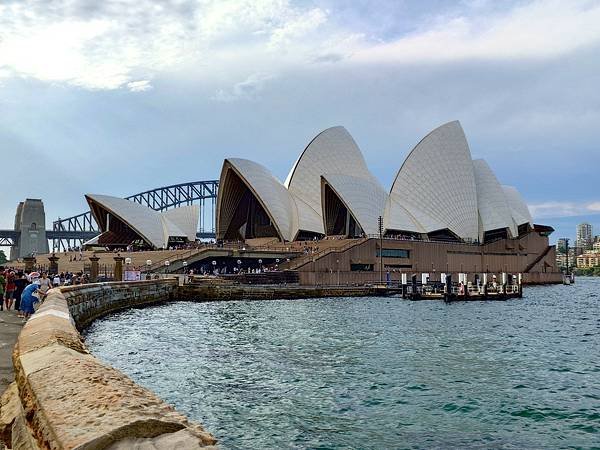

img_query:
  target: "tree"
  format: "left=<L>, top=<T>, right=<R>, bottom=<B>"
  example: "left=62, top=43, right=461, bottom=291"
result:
left=0, top=250, right=6, bottom=265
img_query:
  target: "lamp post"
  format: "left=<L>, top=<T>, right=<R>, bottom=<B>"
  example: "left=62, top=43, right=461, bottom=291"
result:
left=164, top=260, right=170, bottom=277
left=237, top=259, right=242, bottom=274
left=336, top=259, right=340, bottom=286
left=124, top=257, right=132, bottom=281
left=258, top=259, right=263, bottom=272
left=183, top=261, right=188, bottom=274
left=212, top=260, right=217, bottom=275
left=275, top=258, right=279, bottom=271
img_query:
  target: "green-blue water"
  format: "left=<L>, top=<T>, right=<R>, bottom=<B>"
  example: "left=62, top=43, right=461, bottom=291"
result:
left=84, top=279, right=600, bottom=449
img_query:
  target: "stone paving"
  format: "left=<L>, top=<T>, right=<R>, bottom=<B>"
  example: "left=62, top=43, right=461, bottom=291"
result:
left=0, top=310, right=23, bottom=394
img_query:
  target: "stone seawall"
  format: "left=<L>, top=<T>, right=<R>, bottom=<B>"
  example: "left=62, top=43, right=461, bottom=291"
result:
left=0, top=280, right=216, bottom=450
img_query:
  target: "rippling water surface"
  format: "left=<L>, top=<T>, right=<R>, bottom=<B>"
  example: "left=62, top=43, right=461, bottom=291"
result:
left=84, top=278, right=600, bottom=449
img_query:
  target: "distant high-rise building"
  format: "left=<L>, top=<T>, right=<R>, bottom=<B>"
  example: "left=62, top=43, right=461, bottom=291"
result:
left=557, top=238, right=567, bottom=254
left=576, top=223, right=593, bottom=250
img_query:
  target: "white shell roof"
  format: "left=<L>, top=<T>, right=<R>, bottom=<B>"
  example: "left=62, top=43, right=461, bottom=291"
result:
left=161, top=205, right=199, bottom=241
left=290, top=193, right=323, bottom=236
left=502, top=185, right=533, bottom=227
left=473, top=159, right=518, bottom=237
left=285, top=126, right=378, bottom=234
left=383, top=194, right=427, bottom=234
left=226, top=158, right=299, bottom=242
left=86, top=194, right=200, bottom=248
left=387, top=121, right=479, bottom=240
left=321, top=174, right=388, bottom=236
left=86, top=194, right=167, bottom=248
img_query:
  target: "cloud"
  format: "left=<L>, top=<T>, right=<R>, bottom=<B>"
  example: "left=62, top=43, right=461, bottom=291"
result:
left=528, top=201, right=600, bottom=219
left=352, top=0, right=600, bottom=64
left=126, top=80, right=153, bottom=92
left=213, top=72, right=275, bottom=102
left=2, top=1, right=600, bottom=92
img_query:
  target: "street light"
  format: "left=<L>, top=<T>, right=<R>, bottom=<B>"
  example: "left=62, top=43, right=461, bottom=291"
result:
left=258, top=259, right=263, bottom=272
left=164, top=260, right=170, bottom=277
left=183, top=261, right=188, bottom=274
left=237, top=259, right=242, bottom=274
left=212, top=260, right=217, bottom=275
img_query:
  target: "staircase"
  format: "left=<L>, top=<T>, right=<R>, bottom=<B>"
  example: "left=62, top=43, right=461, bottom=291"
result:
left=279, top=238, right=367, bottom=270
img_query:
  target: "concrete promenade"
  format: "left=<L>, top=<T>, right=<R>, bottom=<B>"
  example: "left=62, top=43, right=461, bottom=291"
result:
left=0, top=311, right=23, bottom=393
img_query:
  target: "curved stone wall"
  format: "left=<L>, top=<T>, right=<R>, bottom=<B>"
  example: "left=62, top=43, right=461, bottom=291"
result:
left=0, top=280, right=217, bottom=449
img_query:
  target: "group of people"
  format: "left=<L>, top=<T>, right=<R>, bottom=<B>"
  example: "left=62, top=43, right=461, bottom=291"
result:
left=0, top=268, right=54, bottom=321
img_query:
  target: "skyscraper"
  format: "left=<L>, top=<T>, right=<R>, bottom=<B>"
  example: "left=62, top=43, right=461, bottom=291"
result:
left=576, top=223, right=593, bottom=250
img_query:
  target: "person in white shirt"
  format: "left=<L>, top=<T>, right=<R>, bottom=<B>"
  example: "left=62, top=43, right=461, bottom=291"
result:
left=38, top=273, right=53, bottom=294
left=52, top=275, right=61, bottom=287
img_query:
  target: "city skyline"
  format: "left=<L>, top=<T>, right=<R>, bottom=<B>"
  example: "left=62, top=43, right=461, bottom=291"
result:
left=1, top=0, right=600, bottom=246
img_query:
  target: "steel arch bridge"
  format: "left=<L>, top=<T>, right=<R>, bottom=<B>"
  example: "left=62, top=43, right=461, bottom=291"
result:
left=52, top=180, right=219, bottom=251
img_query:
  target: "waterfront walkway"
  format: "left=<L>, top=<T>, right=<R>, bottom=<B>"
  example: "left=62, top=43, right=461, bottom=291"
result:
left=0, top=311, right=23, bottom=393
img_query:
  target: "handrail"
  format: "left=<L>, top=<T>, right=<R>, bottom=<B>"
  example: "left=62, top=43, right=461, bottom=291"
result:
left=280, top=238, right=366, bottom=270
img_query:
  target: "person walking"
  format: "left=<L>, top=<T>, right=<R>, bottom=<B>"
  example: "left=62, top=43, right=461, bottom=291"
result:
left=13, top=272, right=28, bottom=318
left=4, top=270, right=16, bottom=310
left=0, top=267, right=5, bottom=311
left=38, top=273, right=53, bottom=295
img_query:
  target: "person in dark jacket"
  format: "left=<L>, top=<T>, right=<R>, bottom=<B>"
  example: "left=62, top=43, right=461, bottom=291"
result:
left=13, top=272, right=28, bottom=317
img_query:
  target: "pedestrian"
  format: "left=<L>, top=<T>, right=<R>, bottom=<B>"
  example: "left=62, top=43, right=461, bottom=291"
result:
left=4, top=270, right=16, bottom=310
left=20, top=281, right=47, bottom=321
left=13, top=272, right=28, bottom=318
left=0, top=267, right=5, bottom=312
left=38, top=273, right=53, bottom=295
left=52, top=274, right=61, bottom=287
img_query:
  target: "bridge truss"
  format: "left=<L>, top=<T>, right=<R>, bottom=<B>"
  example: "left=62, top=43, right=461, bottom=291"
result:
left=52, top=180, right=219, bottom=251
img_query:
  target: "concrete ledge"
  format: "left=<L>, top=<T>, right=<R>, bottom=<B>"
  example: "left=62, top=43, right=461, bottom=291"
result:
left=0, top=281, right=217, bottom=449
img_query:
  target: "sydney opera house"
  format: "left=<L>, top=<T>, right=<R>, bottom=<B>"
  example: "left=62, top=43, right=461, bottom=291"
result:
left=215, top=120, right=558, bottom=283
left=217, top=121, right=534, bottom=244
left=79, top=120, right=558, bottom=283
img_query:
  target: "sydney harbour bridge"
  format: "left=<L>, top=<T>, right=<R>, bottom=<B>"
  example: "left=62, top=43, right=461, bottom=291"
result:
left=0, top=180, right=219, bottom=252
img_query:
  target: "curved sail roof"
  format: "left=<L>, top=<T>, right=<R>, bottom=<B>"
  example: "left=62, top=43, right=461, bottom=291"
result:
left=502, top=185, right=533, bottom=227
left=473, top=159, right=518, bottom=237
left=86, top=195, right=200, bottom=248
left=220, top=158, right=298, bottom=241
left=162, top=205, right=200, bottom=241
left=321, top=174, right=388, bottom=236
left=383, top=195, right=427, bottom=234
left=387, top=121, right=479, bottom=240
left=86, top=194, right=168, bottom=248
left=285, top=126, right=378, bottom=234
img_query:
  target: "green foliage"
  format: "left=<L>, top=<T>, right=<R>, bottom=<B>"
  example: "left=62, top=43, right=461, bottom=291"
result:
left=0, top=250, right=6, bottom=265
left=574, top=266, right=600, bottom=276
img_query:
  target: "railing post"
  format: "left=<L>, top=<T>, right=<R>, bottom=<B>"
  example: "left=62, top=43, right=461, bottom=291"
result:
left=114, top=256, right=125, bottom=282
left=90, top=254, right=100, bottom=282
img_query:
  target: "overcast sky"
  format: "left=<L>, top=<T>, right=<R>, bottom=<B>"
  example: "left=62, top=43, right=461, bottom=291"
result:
left=1, top=0, right=599, bottom=245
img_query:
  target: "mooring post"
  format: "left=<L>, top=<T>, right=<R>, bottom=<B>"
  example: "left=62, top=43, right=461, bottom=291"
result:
left=444, top=273, right=452, bottom=302
left=411, top=274, right=418, bottom=300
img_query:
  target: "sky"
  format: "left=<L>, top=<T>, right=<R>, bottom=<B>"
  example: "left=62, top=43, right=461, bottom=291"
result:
left=1, top=0, right=599, bottom=247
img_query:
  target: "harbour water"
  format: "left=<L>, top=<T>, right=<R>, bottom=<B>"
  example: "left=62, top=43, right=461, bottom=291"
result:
left=84, top=279, right=600, bottom=449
